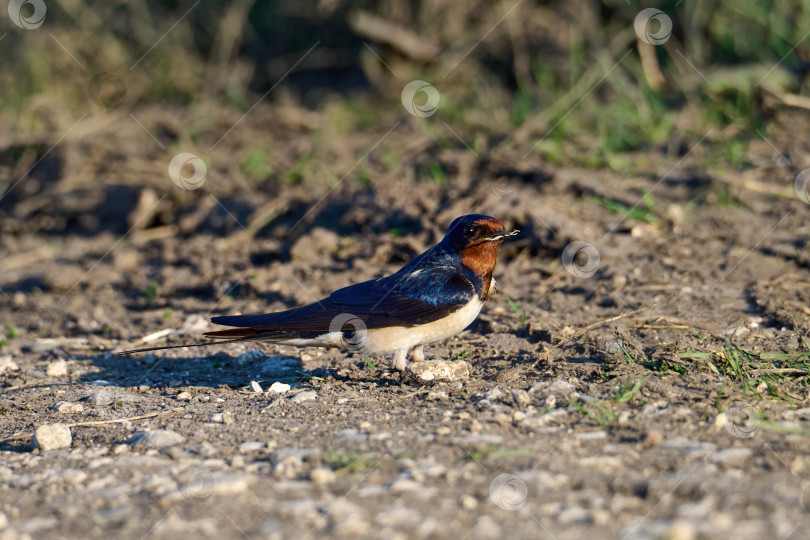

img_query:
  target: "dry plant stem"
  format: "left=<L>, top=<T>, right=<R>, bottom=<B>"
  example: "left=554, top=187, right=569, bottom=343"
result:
left=0, top=409, right=178, bottom=444
left=349, top=10, right=439, bottom=62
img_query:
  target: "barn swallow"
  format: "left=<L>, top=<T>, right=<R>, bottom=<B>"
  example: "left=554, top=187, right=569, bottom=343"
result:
left=120, top=214, right=518, bottom=378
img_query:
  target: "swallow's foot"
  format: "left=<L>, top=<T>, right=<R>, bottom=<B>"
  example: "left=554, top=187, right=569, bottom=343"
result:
left=391, top=348, right=408, bottom=372
left=409, top=345, right=425, bottom=363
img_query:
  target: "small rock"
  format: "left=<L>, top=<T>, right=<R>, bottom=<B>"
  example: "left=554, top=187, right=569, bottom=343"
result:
left=558, top=507, right=591, bottom=524
left=268, top=382, right=291, bottom=394
left=82, top=389, right=114, bottom=407
left=29, top=339, right=60, bottom=352
left=658, top=437, right=716, bottom=457
left=710, top=447, right=753, bottom=467
left=337, top=428, right=368, bottom=441
left=461, top=495, right=478, bottom=510
left=668, top=520, right=695, bottom=540
left=19, top=516, right=58, bottom=534
left=45, top=359, right=68, bottom=377
left=249, top=380, right=263, bottom=393
left=484, top=386, right=505, bottom=402
left=578, top=456, right=622, bottom=470
left=310, top=467, right=336, bottom=484
left=530, top=380, right=578, bottom=399
left=713, top=413, right=728, bottom=429
left=31, top=424, right=72, bottom=451
left=128, top=430, right=185, bottom=449
left=329, top=499, right=368, bottom=537
left=390, top=478, right=422, bottom=493
left=291, top=391, right=317, bottom=403
left=0, top=355, right=19, bottom=374
left=511, top=389, right=530, bottom=409
left=176, top=391, right=191, bottom=401
left=784, top=408, right=810, bottom=420
left=575, top=430, right=608, bottom=441
left=209, top=412, right=234, bottom=424
left=112, top=444, right=129, bottom=455
left=457, top=433, right=504, bottom=446
left=209, top=472, right=252, bottom=495
left=58, top=468, right=88, bottom=485
left=238, top=441, right=265, bottom=453
left=519, top=410, right=568, bottom=431
left=52, top=401, right=84, bottom=414
left=403, top=360, right=471, bottom=386
left=273, top=455, right=303, bottom=480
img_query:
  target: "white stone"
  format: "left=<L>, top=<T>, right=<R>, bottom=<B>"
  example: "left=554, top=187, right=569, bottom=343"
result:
left=128, top=430, right=185, bottom=448
left=310, top=467, right=336, bottom=484
left=45, top=359, right=68, bottom=377
left=404, top=360, right=471, bottom=385
left=268, top=382, right=291, bottom=393
left=710, top=447, right=752, bottom=467
left=238, top=442, right=265, bottom=453
left=0, top=355, right=19, bottom=374
left=290, top=391, right=317, bottom=403
left=31, top=424, right=72, bottom=451
left=52, top=401, right=84, bottom=414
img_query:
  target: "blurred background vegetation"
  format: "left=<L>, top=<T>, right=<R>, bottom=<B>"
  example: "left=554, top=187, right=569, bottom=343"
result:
left=1, top=0, right=809, bottom=234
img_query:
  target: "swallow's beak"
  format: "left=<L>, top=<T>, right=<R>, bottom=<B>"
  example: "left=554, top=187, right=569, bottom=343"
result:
left=483, top=228, right=520, bottom=242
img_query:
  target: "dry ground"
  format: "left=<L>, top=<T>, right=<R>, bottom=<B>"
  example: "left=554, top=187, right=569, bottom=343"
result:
left=1, top=103, right=810, bottom=539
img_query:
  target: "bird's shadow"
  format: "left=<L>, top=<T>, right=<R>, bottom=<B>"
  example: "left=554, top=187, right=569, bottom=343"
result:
left=73, top=350, right=310, bottom=389
left=71, top=349, right=406, bottom=390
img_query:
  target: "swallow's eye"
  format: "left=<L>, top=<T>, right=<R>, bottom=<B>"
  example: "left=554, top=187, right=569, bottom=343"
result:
left=463, top=224, right=477, bottom=237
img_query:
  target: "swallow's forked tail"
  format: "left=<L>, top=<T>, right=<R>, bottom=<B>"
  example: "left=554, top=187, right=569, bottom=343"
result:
left=115, top=312, right=313, bottom=356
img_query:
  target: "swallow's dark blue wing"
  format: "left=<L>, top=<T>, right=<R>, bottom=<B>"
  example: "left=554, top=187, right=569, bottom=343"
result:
left=329, top=264, right=475, bottom=324
left=208, top=251, right=475, bottom=337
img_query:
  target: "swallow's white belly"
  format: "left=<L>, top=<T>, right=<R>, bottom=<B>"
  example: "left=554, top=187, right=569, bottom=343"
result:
left=363, top=297, right=484, bottom=354
left=277, top=298, right=484, bottom=354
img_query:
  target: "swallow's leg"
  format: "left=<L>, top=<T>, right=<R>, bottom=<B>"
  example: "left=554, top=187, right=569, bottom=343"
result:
left=408, top=345, right=425, bottom=363
left=392, top=347, right=409, bottom=372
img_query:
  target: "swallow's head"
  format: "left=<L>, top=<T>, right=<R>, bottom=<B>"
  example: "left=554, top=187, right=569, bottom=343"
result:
left=442, top=214, right=518, bottom=275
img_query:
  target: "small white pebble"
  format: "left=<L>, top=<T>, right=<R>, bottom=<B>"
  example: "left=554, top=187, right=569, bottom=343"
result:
left=269, top=382, right=291, bottom=394
left=176, top=391, right=191, bottom=401
left=0, top=356, right=19, bottom=374
left=52, top=401, right=84, bottom=414
left=46, top=359, right=68, bottom=377
left=249, top=380, right=263, bottom=393
left=32, top=424, right=72, bottom=450
left=310, top=467, right=336, bottom=484
left=461, top=495, right=478, bottom=510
